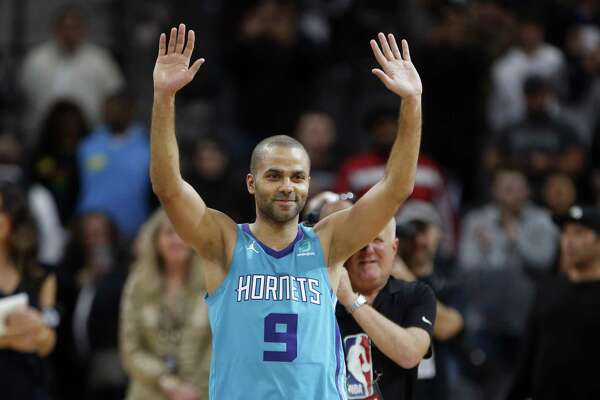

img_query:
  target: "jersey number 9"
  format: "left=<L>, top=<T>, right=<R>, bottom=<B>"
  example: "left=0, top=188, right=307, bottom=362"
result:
left=263, top=313, right=298, bottom=362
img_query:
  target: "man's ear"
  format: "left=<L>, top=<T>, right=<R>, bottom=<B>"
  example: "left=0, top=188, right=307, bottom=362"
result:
left=246, top=173, right=255, bottom=195
left=0, top=214, right=10, bottom=242
left=392, top=238, right=399, bottom=255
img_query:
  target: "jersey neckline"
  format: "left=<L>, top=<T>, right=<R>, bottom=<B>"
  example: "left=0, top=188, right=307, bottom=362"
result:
left=242, top=223, right=304, bottom=259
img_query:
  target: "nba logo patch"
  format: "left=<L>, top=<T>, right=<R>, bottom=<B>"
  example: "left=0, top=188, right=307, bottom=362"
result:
left=343, top=333, right=376, bottom=399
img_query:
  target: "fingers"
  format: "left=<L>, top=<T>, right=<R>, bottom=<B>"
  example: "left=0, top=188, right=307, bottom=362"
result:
left=372, top=33, right=408, bottom=64
left=189, top=58, right=206, bottom=77
left=388, top=34, right=402, bottom=60
left=168, top=27, right=177, bottom=53
left=370, top=39, right=387, bottom=67
left=158, top=33, right=166, bottom=57
left=402, top=39, right=411, bottom=62
left=176, top=23, right=186, bottom=53
left=378, top=32, right=394, bottom=60
left=163, top=23, right=197, bottom=58
left=183, top=30, right=195, bottom=59
left=372, top=68, right=394, bottom=87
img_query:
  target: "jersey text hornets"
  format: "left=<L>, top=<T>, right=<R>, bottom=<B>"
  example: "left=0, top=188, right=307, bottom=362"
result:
left=236, top=274, right=322, bottom=305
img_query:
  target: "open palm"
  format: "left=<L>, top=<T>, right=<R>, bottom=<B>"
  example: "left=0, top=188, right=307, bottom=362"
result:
left=370, top=33, right=422, bottom=98
left=153, top=24, right=205, bottom=95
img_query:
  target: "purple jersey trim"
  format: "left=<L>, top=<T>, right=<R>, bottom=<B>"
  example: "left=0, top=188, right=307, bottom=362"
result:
left=242, top=223, right=304, bottom=259
left=335, top=320, right=344, bottom=400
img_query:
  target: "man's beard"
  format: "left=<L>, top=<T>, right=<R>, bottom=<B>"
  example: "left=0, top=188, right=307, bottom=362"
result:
left=256, top=196, right=306, bottom=223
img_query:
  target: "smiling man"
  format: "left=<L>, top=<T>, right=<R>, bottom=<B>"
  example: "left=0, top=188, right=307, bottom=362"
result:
left=325, top=201, right=437, bottom=400
left=150, top=23, right=423, bottom=399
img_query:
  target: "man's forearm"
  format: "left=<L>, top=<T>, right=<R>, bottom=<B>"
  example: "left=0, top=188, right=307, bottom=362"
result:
left=434, top=302, right=463, bottom=341
left=350, top=303, right=426, bottom=369
left=150, top=94, right=183, bottom=198
left=384, top=95, right=422, bottom=201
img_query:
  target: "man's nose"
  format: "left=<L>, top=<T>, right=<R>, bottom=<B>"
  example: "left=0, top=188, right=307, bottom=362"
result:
left=280, top=177, right=293, bottom=192
left=361, top=242, right=376, bottom=253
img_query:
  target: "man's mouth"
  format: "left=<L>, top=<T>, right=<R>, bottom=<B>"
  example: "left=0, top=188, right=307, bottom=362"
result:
left=359, top=259, right=378, bottom=265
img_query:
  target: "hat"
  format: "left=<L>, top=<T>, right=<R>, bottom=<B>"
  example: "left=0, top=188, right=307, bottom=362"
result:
left=396, top=200, right=442, bottom=228
left=553, top=206, right=600, bottom=234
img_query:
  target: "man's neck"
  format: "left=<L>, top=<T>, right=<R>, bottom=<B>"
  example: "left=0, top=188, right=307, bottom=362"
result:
left=569, top=259, right=600, bottom=282
left=408, top=261, right=433, bottom=278
left=250, top=216, right=299, bottom=251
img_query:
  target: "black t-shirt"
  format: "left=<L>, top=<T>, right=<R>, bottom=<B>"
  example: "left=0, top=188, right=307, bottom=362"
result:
left=0, top=270, right=49, bottom=400
left=336, top=278, right=437, bottom=400
left=508, top=276, right=600, bottom=400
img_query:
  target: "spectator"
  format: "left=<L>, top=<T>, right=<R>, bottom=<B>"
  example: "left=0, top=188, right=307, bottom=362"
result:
left=335, top=106, right=458, bottom=256
left=31, top=100, right=89, bottom=225
left=507, top=205, right=600, bottom=400
left=0, top=182, right=57, bottom=400
left=0, top=132, right=66, bottom=267
left=19, top=6, right=124, bottom=142
left=224, top=0, right=323, bottom=145
left=488, top=13, right=566, bottom=131
left=563, top=24, right=600, bottom=144
left=542, top=172, right=577, bottom=217
left=460, top=166, right=558, bottom=273
left=459, top=167, right=559, bottom=400
left=184, top=136, right=252, bottom=223
left=496, top=75, right=585, bottom=197
left=120, top=209, right=210, bottom=400
left=77, top=91, right=151, bottom=239
left=418, top=2, right=489, bottom=204
left=52, top=212, right=127, bottom=400
left=321, top=200, right=437, bottom=400
left=294, top=111, right=339, bottom=196
left=396, top=201, right=465, bottom=400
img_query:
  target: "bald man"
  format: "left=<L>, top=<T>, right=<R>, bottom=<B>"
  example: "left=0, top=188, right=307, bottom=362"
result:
left=150, top=23, right=423, bottom=400
left=321, top=201, right=437, bottom=400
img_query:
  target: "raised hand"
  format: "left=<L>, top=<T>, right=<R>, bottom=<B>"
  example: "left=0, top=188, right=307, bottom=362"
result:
left=154, top=23, right=205, bottom=96
left=370, top=33, right=422, bottom=98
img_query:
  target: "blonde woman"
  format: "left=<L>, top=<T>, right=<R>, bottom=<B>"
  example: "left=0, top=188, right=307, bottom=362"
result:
left=120, top=209, right=210, bottom=400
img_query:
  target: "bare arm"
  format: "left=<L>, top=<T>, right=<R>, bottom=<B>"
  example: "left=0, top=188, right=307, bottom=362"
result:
left=351, top=304, right=430, bottom=369
left=151, top=24, right=236, bottom=270
left=0, top=275, right=57, bottom=357
left=316, top=33, right=422, bottom=265
left=36, top=274, right=57, bottom=357
left=337, top=269, right=431, bottom=369
left=433, top=302, right=463, bottom=341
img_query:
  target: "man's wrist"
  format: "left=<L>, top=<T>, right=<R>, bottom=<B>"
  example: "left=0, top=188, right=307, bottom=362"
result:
left=400, top=94, right=422, bottom=106
left=345, top=294, right=367, bottom=314
left=153, top=91, right=176, bottom=103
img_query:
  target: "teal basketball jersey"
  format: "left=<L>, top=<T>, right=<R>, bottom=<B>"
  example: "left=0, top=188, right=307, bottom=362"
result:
left=205, top=224, right=347, bottom=400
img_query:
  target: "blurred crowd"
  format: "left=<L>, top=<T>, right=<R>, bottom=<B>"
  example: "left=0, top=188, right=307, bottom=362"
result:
left=1, top=0, right=600, bottom=399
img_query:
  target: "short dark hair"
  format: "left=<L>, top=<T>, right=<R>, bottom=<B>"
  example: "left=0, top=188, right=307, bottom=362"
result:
left=249, top=135, right=309, bottom=174
left=53, top=3, right=85, bottom=27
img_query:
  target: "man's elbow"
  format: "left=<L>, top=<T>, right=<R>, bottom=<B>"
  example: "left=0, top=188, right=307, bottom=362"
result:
left=386, top=179, right=414, bottom=206
left=395, top=350, right=424, bottom=369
